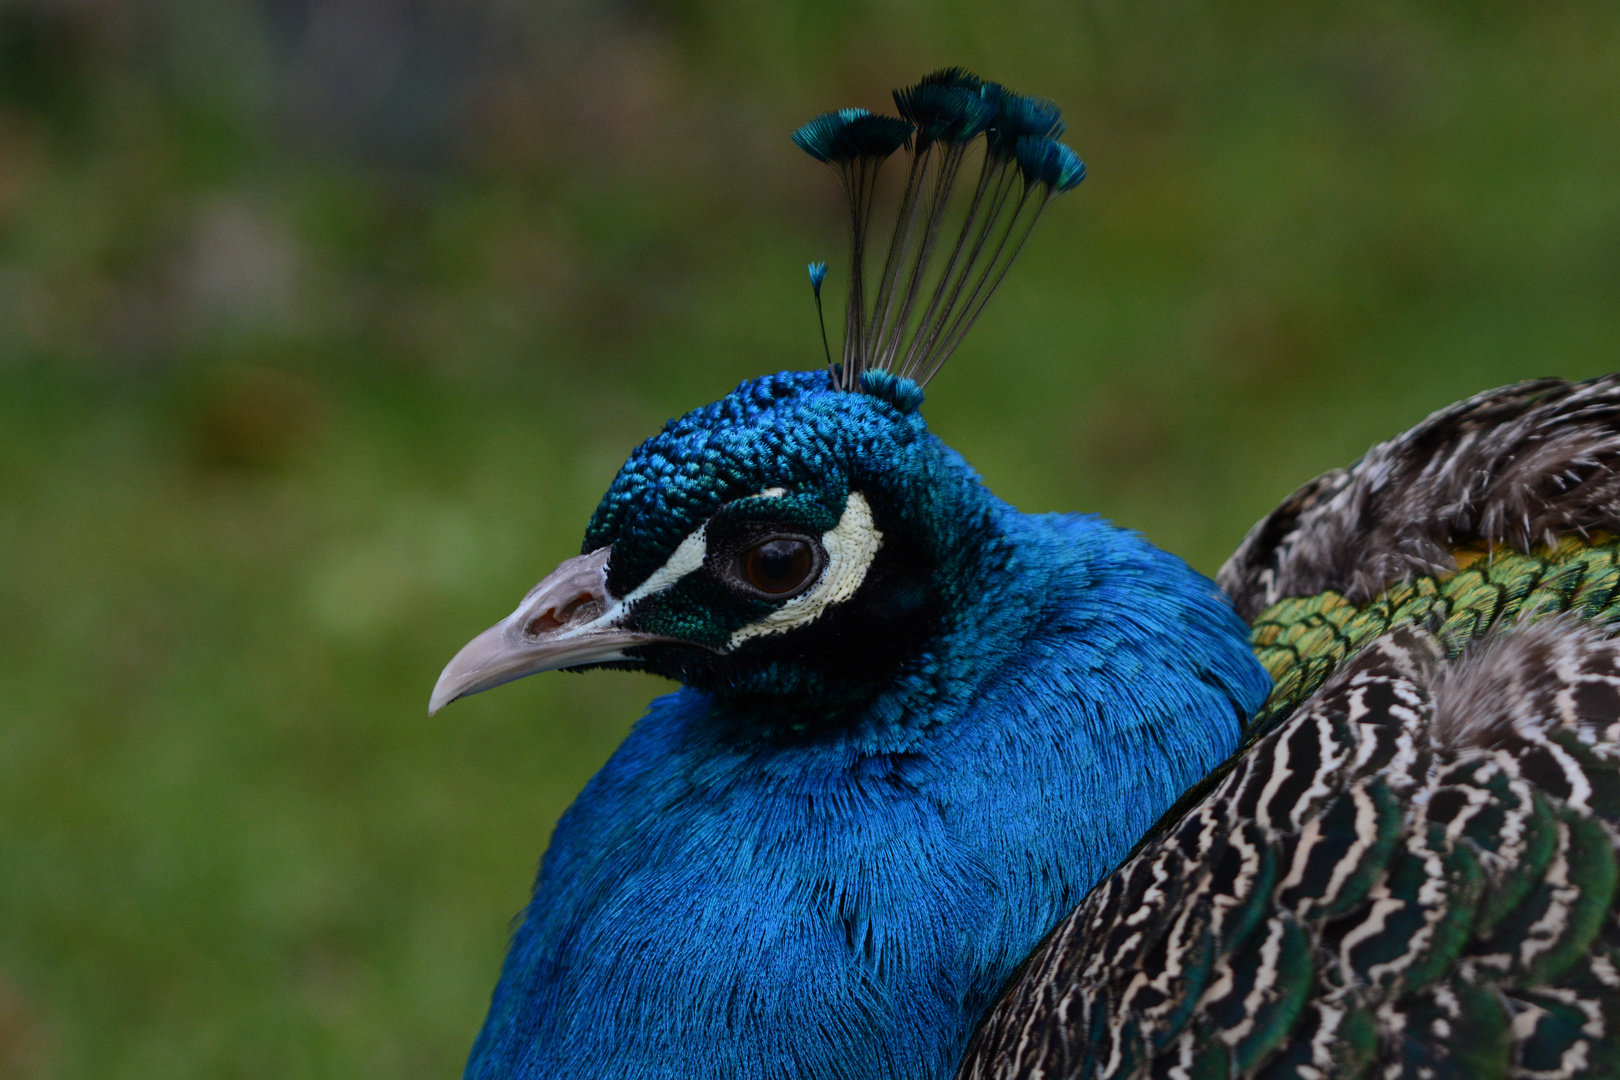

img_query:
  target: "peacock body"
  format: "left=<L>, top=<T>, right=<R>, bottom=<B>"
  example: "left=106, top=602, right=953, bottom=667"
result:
left=430, top=67, right=1620, bottom=1080
left=961, top=378, right=1620, bottom=1079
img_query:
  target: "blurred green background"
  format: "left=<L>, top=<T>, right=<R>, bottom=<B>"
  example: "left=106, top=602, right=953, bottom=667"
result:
left=1, top=0, right=1618, bottom=1075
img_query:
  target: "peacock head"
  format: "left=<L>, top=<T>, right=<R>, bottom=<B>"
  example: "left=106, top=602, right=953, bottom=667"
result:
left=429, top=69, right=1085, bottom=717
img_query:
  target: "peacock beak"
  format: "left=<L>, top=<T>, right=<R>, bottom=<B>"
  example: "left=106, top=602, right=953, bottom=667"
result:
left=429, top=545, right=657, bottom=715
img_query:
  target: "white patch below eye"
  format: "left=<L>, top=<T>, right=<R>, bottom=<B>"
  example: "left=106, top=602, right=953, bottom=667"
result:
left=727, top=491, right=883, bottom=649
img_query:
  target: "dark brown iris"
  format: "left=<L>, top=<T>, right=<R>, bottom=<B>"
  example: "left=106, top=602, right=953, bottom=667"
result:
left=742, top=538, right=815, bottom=596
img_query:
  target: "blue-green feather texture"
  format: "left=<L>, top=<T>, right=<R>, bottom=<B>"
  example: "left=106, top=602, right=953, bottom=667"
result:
left=792, top=108, right=914, bottom=164
left=462, top=370, right=1268, bottom=1078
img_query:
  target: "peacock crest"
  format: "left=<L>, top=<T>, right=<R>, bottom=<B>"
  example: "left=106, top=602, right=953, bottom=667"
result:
left=794, top=68, right=1086, bottom=394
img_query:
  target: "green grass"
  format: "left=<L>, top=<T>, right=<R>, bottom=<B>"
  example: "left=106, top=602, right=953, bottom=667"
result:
left=1, top=1, right=1619, bottom=1074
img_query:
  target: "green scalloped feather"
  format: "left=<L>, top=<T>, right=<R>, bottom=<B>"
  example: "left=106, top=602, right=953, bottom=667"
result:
left=1249, top=537, right=1620, bottom=739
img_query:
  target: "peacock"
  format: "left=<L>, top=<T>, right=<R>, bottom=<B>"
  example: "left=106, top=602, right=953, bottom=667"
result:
left=430, top=68, right=1620, bottom=1080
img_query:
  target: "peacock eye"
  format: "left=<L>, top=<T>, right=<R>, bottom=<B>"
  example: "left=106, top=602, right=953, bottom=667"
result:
left=738, top=537, right=818, bottom=597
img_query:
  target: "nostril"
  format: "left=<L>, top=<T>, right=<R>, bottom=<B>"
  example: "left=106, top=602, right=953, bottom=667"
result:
left=557, top=592, right=604, bottom=625
left=525, top=609, right=564, bottom=636
left=525, top=592, right=604, bottom=637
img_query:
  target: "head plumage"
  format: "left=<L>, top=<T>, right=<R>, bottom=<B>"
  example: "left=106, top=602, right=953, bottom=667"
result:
left=794, top=69, right=1086, bottom=393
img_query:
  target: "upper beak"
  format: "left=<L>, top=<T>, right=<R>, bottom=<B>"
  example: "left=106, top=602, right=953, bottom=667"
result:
left=428, top=546, right=656, bottom=715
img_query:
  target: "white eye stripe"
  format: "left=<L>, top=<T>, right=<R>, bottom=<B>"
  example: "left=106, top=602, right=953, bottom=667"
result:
left=570, top=521, right=710, bottom=638
left=621, top=525, right=709, bottom=605
left=617, top=486, right=804, bottom=605
left=727, top=492, right=882, bottom=649
left=602, top=490, right=883, bottom=652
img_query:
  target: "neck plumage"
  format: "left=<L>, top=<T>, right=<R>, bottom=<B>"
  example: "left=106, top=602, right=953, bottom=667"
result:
left=466, top=508, right=1269, bottom=1080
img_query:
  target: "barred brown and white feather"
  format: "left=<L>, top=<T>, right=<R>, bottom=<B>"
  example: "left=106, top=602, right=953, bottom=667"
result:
left=961, top=621, right=1620, bottom=1080
left=960, top=374, right=1620, bottom=1080
left=1219, top=375, right=1620, bottom=622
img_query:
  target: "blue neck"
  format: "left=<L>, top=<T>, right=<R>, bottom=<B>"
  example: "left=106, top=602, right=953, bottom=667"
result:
left=466, top=508, right=1269, bottom=1079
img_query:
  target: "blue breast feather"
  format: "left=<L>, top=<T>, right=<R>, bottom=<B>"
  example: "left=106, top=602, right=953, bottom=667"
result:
left=464, top=503, right=1269, bottom=1078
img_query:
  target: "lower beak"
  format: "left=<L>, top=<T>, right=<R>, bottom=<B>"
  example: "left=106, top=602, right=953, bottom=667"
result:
left=428, top=546, right=657, bottom=714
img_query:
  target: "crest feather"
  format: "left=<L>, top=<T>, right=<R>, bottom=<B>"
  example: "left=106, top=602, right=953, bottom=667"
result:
left=794, top=70, right=1087, bottom=394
